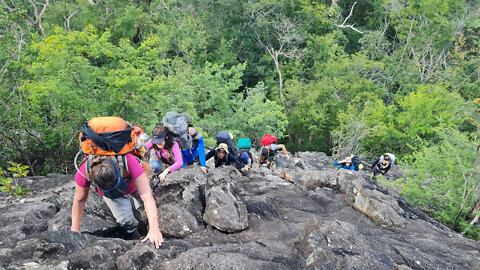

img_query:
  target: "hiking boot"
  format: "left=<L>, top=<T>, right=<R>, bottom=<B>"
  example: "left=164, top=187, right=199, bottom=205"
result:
left=118, top=226, right=141, bottom=240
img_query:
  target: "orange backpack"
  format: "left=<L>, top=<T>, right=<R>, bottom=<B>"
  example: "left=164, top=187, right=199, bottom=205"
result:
left=77, top=117, right=151, bottom=178
left=131, top=125, right=149, bottom=158
left=79, top=117, right=137, bottom=155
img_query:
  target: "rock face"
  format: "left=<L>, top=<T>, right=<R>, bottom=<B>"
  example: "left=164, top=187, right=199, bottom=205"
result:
left=0, top=153, right=479, bottom=270
left=203, top=167, right=249, bottom=232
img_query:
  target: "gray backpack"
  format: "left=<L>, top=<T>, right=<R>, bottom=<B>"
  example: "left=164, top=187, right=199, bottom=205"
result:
left=162, top=111, right=192, bottom=150
left=379, top=153, right=395, bottom=164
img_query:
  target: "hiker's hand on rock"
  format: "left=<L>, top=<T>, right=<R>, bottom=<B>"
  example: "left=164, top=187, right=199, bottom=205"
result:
left=286, top=155, right=290, bottom=160
left=159, top=170, right=169, bottom=181
left=141, top=229, right=163, bottom=249
left=201, top=167, right=207, bottom=174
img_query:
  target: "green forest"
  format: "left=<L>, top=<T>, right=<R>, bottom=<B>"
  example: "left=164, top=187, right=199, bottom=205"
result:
left=1, top=0, right=479, bottom=239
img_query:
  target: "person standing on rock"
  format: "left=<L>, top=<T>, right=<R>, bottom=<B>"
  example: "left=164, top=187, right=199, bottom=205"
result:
left=370, top=153, right=395, bottom=180
left=72, top=117, right=163, bottom=248
left=333, top=157, right=357, bottom=171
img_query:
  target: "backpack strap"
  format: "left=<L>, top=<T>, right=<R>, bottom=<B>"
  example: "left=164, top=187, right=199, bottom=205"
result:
left=114, top=155, right=130, bottom=179
left=267, top=144, right=273, bottom=153
left=155, top=149, right=175, bottom=165
left=85, top=155, right=95, bottom=184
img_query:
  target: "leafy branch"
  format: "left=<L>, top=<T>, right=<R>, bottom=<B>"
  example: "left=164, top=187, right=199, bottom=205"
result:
left=0, top=161, right=29, bottom=196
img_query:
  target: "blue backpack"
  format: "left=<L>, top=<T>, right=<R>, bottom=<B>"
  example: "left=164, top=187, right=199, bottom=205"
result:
left=216, top=132, right=237, bottom=156
left=237, top=138, right=252, bottom=151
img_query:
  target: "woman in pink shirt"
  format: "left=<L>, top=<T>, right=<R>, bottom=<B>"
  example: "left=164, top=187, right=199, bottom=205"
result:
left=146, top=125, right=183, bottom=181
left=72, top=153, right=163, bottom=248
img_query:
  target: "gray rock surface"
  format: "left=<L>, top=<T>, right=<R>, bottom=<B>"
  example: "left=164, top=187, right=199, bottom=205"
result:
left=158, top=203, right=204, bottom=237
left=0, top=152, right=478, bottom=270
left=203, top=167, right=249, bottom=232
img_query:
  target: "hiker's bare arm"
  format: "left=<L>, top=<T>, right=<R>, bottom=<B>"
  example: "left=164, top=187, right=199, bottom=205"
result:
left=256, top=156, right=263, bottom=168
left=71, top=184, right=89, bottom=232
left=135, top=172, right=164, bottom=248
left=279, top=145, right=290, bottom=160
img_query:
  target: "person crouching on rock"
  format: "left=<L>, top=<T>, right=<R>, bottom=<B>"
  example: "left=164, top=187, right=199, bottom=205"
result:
left=235, top=150, right=252, bottom=174
left=333, top=156, right=357, bottom=171
left=145, top=125, right=184, bottom=181
left=72, top=119, right=163, bottom=248
left=206, top=143, right=247, bottom=170
left=256, top=143, right=290, bottom=169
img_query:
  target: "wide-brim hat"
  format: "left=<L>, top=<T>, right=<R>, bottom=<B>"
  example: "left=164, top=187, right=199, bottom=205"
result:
left=342, top=157, right=352, bottom=163
left=216, top=143, right=229, bottom=153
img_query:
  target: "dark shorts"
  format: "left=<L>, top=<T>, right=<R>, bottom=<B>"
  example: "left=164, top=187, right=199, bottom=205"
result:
left=373, top=167, right=385, bottom=176
left=264, top=153, right=277, bottom=163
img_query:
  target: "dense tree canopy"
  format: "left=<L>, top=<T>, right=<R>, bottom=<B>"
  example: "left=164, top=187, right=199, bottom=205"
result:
left=1, top=0, right=479, bottom=238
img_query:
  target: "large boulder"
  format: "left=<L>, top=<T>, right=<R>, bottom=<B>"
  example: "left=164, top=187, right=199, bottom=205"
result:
left=158, top=203, right=204, bottom=238
left=67, top=239, right=135, bottom=270
left=203, top=167, right=249, bottom=232
left=353, top=184, right=408, bottom=227
left=294, top=152, right=333, bottom=171
left=294, top=169, right=337, bottom=190
left=154, top=166, right=207, bottom=223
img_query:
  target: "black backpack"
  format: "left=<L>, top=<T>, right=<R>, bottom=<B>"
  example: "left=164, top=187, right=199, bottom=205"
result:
left=216, top=132, right=238, bottom=156
left=351, top=156, right=362, bottom=170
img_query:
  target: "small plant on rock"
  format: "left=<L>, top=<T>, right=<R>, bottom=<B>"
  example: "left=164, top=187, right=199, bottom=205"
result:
left=0, top=162, right=30, bottom=196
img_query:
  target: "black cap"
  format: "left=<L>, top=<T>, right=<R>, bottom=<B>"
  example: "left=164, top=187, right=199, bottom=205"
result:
left=151, top=132, right=167, bottom=144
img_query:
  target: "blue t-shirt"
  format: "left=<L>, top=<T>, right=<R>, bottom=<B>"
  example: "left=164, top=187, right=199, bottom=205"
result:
left=182, top=136, right=206, bottom=168
left=333, top=161, right=358, bottom=171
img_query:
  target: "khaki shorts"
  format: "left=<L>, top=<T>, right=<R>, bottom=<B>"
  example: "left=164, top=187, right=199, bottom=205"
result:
left=103, top=192, right=143, bottom=229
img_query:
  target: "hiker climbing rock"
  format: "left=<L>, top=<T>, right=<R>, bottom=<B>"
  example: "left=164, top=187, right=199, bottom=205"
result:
left=180, top=113, right=207, bottom=173
left=256, top=134, right=290, bottom=168
left=333, top=157, right=356, bottom=171
left=333, top=156, right=363, bottom=171
left=146, top=125, right=183, bottom=181
left=216, top=132, right=238, bottom=157
left=236, top=150, right=253, bottom=172
left=235, top=138, right=253, bottom=173
left=371, top=153, right=395, bottom=180
left=72, top=117, right=163, bottom=248
left=205, top=143, right=246, bottom=169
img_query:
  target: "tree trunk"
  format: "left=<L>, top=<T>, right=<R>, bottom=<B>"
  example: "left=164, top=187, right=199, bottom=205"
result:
left=5, top=136, right=34, bottom=176
left=273, top=52, right=286, bottom=111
